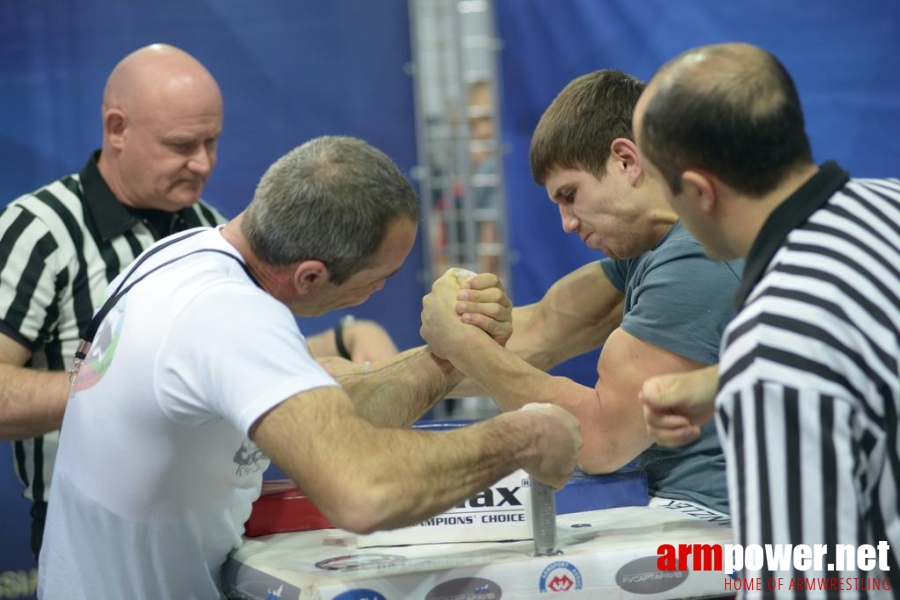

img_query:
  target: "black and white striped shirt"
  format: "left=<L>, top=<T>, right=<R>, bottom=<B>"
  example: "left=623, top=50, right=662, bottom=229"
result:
left=0, top=151, right=226, bottom=504
left=718, top=161, right=899, bottom=596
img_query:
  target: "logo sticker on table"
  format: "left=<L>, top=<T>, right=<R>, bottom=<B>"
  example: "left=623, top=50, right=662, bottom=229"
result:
left=539, top=561, right=583, bottom=592
left=426, top=577, right=502, bottom=599
left=315, top=554, right=407, bottom=572
left=332, top=589, right=387, bottom=600
left=616, top=555, right=688, bottom=594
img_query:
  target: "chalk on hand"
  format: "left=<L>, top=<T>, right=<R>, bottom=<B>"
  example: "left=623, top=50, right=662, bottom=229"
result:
left=455, top=268, right=477, bottom=283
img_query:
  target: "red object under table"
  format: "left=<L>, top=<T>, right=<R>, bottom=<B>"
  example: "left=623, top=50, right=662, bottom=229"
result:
left=244, top=479, right=333, bottom=537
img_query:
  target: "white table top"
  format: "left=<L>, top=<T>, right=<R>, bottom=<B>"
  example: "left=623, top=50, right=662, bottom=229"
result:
left=224, top=505, right=733, bottom=599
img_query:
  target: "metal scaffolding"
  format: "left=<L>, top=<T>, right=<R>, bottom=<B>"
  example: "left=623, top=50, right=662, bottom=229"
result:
left=408, top=0, right=511, bottom=293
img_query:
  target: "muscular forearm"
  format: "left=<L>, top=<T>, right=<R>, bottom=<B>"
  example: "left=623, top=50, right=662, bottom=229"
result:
left=0, top=365, right=70, bottom=439
left=335, top=346, right=463, bottom=427
left=255, top=391, right=569, bottom=534
left=508, top=302, right=621, bottom=371
left=447, top=333, right=650, bottom=474
left=347, top=410, right=548, bottom=530
left=443, top=299, right=623, bottom=399
left=508, top=263, right=625, bottom=371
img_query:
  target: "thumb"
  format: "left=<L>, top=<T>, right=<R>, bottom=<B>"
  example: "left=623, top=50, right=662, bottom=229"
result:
left=453, top=268, right=477, bottom=284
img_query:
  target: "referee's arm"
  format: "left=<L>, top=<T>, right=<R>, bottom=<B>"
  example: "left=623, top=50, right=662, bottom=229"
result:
left=0, top=206, right=72, bottom=439
left=0, top=335, right=71, bottom=439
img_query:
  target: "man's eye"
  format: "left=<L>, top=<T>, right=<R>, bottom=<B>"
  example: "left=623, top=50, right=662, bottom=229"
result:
left=171, top=142, right=194, bottom=153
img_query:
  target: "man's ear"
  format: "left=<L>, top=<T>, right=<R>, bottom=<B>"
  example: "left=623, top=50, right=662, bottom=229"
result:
left=609, top=138, right=641, bottom=185
left=681, top=169, right=718, bottom=214
left=104, top=109, right=127, bottom=151
left=293, top=260, right=330, bottom=295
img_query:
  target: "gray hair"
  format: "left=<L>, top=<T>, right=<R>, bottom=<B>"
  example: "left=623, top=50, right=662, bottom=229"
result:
left=241, top=136, right=419, bottom=284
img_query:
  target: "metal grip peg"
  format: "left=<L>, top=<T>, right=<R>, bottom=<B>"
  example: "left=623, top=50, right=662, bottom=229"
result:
left=530, top=478, right=558, bottom=556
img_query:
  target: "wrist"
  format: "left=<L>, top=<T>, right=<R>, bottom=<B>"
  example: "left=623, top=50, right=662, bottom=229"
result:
left=495, top=408, right=542, bottom=469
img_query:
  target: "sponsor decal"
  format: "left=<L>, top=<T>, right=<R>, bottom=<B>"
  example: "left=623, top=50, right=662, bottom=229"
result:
left=455, top=486, right=523, bottom=509
left=332, top=589, right=387, bottom=600
left=425, top=577, right=502, bottom=600
left=315, top=554, right=407, bottom=572
left=616, top=556, right=688, bottom=594
left=266, top=584, right=283, bottom=599
left=220, top=560, right=302, bottom=600
left=538, top=561, right=583, bottom=593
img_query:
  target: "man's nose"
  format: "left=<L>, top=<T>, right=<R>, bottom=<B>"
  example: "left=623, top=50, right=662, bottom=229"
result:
left=188, top=145, right=215, bottom=176
left=559, top=205, right=579, bottom=234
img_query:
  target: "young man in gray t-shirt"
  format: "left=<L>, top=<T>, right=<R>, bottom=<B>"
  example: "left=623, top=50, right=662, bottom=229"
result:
left=422, top=69, right=740, bottom=520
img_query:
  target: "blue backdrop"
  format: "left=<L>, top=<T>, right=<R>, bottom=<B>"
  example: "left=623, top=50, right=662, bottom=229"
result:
left=1, top=1, right=899, bottom=596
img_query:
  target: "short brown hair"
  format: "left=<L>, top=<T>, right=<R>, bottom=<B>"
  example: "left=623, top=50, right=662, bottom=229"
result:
left=530, top=69, right=645, bottom=185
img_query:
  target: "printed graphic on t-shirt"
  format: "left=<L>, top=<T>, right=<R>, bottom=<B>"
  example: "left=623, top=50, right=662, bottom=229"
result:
left=72, top=303, right=126, bottom=392
left=234, top=440, right=266, bottom=476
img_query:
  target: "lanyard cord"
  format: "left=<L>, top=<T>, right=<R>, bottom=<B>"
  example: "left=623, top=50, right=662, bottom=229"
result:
left=72, top=230, right=261, bottom=366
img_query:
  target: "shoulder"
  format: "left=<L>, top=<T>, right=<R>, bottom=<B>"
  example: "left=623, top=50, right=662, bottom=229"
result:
left=1, top=174, right=84, bottom=256
left=648, top=222, right=708, bottom=263
left=5, top=172, right=82, bottom=216
left=641, top=225, right=742, bottom=289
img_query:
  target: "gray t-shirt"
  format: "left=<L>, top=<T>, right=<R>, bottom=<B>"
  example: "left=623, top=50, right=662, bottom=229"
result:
left=601, top=221, right=742, bottom=515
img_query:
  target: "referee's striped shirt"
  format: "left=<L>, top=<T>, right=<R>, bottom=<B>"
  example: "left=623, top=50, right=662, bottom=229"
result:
left=0, top=151, right=226, bottom=504
left=717, top=161, right=898, bottom=596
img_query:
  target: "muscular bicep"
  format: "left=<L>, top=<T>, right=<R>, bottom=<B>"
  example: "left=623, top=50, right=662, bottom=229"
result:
left=509, top=262, right=624, bottom=370
left=584, top=327, right=706, bottom=472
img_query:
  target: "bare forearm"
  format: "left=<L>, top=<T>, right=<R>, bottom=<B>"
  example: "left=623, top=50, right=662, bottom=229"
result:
left=448, top=332, right=570, bottom=411
left=510, top=299, right=624, bottom=371
left=254, top=391, right=559, bottom=534
left=506, top=263, right=625, bottom=371
left=336, top=346, right=463, bottom=427
left=0, top=365, right=70, bottom=439
left=348, top=411, right=544, bottom=530
left=447, top=335, right=647, bottom=474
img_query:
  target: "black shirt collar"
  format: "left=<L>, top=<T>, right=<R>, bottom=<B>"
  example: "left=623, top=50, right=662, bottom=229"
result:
left=734, top=160, right=850, bottom=309
left=79, top=150, right=204, bottom=241
left=79, top=151, right=142, bottom=242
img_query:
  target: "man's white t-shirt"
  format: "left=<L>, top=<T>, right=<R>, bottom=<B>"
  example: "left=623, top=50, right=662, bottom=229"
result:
left=39, top=228, right=339, bottom=599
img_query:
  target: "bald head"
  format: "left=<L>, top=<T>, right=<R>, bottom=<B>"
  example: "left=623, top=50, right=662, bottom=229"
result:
left=635, top=42, right=812, bottom=197
left=97, top=44, right=224, bottom=212
left=103, top=43, right=222, bottom=120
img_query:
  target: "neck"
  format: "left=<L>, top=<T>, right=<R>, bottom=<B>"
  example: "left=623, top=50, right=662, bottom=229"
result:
left=220, top=214, right=292, bottom=301
left=644, top=179, right=680, bottom=245
left=649, top=207, right=679, bottom=239
left=724, top=163, right=819, bottom=258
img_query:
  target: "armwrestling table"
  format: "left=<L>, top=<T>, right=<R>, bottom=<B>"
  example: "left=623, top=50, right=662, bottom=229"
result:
left=223, top=504, right=733, bottom=600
